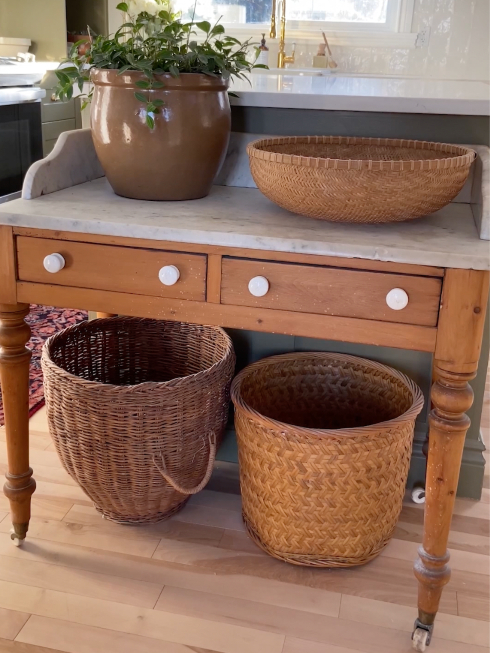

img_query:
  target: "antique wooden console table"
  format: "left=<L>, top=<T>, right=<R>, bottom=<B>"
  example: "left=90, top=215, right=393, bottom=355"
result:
left=0, top=131, right=489, bottom=650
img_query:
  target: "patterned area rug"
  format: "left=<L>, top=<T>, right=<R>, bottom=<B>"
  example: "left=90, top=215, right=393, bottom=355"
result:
left=0, top=305, right=87, bottom=427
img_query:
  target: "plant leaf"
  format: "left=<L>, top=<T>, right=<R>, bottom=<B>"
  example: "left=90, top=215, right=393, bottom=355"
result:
left=146, top=114, right=155, bottom=129
left=135, top=79, right=151, bottom=88
left=116, top=2, right=129, bottom=12
left=134, top=92, right=148, bottom=102
left=196, top=21, right=211, bottom=33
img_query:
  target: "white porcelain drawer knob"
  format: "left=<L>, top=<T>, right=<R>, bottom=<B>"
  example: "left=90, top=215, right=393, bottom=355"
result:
left=248, top=276, right=270, bottom=297
left=43, top=253, right=65, bottom=274
left=386, top=288, right=409, bottom=310
left=158, top=265, right=180, bottom=286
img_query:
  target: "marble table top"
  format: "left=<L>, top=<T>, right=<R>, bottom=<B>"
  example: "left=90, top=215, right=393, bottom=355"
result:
left=0, top=178, right=488, bottom=270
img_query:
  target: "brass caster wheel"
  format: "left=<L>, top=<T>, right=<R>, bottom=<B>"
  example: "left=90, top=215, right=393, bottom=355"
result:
left=412, top=628, right=429, bottom=651
left=10, top=529, right=24, bottom=548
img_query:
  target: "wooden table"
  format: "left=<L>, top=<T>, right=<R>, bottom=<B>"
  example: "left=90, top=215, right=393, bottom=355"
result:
left=0, top=131, right=489, bottom=651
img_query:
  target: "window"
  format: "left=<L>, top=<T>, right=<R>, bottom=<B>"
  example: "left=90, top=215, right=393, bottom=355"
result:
left=172, top=0, right=415, bottom=35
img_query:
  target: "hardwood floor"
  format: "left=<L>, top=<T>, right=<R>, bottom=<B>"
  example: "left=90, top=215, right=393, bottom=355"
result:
left=0, top=397, right=488, bottom=653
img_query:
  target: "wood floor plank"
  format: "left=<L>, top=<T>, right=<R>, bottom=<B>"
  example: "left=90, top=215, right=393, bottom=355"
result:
left=0, top=497, right=73, bottom=522
left=155, top=585, right=345, bottom=640
left=0, top=553, right=163, bottom=608
left=152, top=534, right=261, bottom=564
left=394, top=520, right=490, bottom=556
left=189, top=490, right=242, bottom=513
left=400, top=504, right=489, bottom=538
left=62, top=505, right=225, bottom=547
left=172, top=503, right=246, bottom=533
left=27, top=408, right=51, bottom=434
left=33, top=481, right=90, bottom=505
left=0, top=463, right=77, bottom=488
left=381, top=536, right=490, bottom=576
left=0, top=580, right=284, bottom=653
left=16, top=616, right=220, bottom=653
left=0, top=534, right=341, bottom=618
left=153, top=584, right=468, bottom=653
left=0, top=520, right=161, bottom=558
left=154, top=585, right=418, bottom=653
left=0, top=609, right=30, bottom=641
left=457, top=592, right=490, bottom=622
left=0, top=443, right=64, bottom=469
left=0, top=637, right=65, bottom=653
left=340, top=594, right=490, bottom=648
left=0, top=430, right=51, bottom=451
left=218, top=529, right=266, bottom=555
left=410, top=495, right=490, bottom=520
left=283, top=635, right=489, bottom=653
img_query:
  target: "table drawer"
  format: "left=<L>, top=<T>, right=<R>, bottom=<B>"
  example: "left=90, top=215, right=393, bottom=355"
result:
left=221, top=258, right=442, bottom=326
left=17, top=237, right=207, bottom=301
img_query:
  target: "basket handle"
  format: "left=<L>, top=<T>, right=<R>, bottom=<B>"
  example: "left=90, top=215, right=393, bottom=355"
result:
left=152, top=432, right=216, bottom=495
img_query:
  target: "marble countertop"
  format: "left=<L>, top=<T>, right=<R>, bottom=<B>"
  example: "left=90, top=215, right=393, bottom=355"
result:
left=0, top=87, right=45, bottom=106
left=0, top=178, right=488, bottom=270
left=230, top=74, right=490, bottom=116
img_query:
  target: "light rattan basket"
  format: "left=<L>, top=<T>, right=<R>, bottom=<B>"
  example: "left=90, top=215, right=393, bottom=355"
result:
left=247, top=136, right=475, bottom=223
left=231, top=352, right=424, bottom=567
left=41, top=317, right=235, bottom=524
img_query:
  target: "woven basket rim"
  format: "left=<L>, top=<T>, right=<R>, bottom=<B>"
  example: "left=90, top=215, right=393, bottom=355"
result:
left=41, top=317, right=234, bottom=392
left=246, top=135, right=476, bottom=171
left=231, top=352, right=424, bottom=438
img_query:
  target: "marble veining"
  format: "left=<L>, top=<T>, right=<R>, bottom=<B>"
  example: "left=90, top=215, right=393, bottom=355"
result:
left=1, top=178, right=488, bottom=271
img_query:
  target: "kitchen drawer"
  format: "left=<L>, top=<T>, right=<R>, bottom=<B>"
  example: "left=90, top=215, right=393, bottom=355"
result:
left=221, top=258, right=442, bottom=326
left=41, top=95, right=76, bottom=123
left=42, top=119, right=76, bottom=142
left=17, top=237, right=207, bottom=301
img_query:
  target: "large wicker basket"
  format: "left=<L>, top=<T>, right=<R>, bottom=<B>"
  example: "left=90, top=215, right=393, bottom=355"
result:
left=231, top=352, right=424, bottom=567
left=247, top=136, right=475, bottom=223
left=41, top=317, right=235, bottom=523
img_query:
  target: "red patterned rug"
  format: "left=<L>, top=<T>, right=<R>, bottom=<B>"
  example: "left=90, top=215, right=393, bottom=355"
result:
left=0, top=305, right=87, bottom=427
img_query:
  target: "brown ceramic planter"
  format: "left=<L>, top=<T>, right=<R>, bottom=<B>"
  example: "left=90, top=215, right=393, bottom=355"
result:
left=90, top=69, right=231, bottom=201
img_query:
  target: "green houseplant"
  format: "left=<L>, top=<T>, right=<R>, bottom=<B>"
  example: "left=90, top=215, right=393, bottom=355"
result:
left=56, top=0, right=265, bottom=201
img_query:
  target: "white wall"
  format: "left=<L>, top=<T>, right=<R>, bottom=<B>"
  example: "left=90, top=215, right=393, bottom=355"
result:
left=0, top=0, right=67, bottom=61
left=285, top=0, right=489, bottom=81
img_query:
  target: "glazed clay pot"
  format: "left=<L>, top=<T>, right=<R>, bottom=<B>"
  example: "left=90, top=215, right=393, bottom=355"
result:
left=90, top=69, right=231, bottom=201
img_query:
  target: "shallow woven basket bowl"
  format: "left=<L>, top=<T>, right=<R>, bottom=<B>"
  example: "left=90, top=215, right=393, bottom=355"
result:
left=41, top=317, right=235, bottom=524
left=247, top=136, right=476, bottom=223
left=231, top=352, right=424, bottom=567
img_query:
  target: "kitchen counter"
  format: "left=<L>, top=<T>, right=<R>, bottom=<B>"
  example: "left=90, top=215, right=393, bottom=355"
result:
left=230, top=74, right=490, bottom=116
left=0, top=87, right=45, bottom=106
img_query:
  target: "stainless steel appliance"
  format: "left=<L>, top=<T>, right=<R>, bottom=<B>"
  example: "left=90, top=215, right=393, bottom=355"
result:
left=0, top=58, right=46, bottom=201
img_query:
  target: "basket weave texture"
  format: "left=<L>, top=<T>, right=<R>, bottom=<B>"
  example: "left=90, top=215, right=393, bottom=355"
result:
left=231, top=352, right=424, bottom=567
left=41, top=317, right=235, bottom=523
left=247, top=136, right=475, bottom=223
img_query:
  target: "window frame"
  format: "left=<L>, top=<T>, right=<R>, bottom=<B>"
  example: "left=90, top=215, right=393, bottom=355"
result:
left=187, top=0, right=417, bottom=48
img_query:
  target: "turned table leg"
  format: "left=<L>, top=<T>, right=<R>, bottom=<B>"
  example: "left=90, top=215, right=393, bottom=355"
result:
left=412, top=269, right=489, bottom=651
left=0, top=303, right=35, bottom=546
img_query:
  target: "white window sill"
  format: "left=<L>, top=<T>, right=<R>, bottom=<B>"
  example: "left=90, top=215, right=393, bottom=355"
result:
left=221, top=28, right=418, bottom=49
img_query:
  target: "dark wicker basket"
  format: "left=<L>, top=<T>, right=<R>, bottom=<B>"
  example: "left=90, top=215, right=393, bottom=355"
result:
left=41, top=317, right=235, bottom=523
left=231, top=352, right=424, bottom=567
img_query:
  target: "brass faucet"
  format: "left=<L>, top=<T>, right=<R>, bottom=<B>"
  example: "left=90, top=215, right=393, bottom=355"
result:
left=270, top=0, right=295, bottom=68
